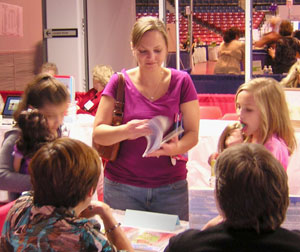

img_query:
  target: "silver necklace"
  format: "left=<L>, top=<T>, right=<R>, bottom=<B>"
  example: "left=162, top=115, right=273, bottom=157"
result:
left=148, top=82, right=160, bottom=101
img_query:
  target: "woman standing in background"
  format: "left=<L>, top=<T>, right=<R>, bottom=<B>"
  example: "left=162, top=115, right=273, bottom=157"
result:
left=214, top=27, right=245, bottom=75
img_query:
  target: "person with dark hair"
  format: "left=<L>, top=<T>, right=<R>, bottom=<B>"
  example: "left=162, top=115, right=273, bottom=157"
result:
left=0, top=73, right=70, bottom=201
left=2, top=138, right=134, bottom=251
left=253, top=16, right=281, bottom=69
left=293, top=30, right=300, bottom=41
left=214, top=27, right=245, bottom=74
left=13, top=109, right=56, bottom=174
left=269, top=20, right=300, bottom=74
left=164, top=143, right=300, bottom=252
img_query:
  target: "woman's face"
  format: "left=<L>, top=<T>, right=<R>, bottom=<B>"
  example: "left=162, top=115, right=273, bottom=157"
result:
left=133, top=30, right=168, bottom=71
left=38, top=102, right=69, bottom=135
left=236, top=91, right=261, bottom=141
left=93, top=79, right=105, bottom=92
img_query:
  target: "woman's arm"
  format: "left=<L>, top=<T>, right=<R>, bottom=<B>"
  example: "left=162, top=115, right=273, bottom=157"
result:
left=81, top=201, right=134, bottom=252
left=0, top=130, right=31, bottom=192
left=93, top=95, right=151, bottom=146
left=147, top=100, right=200, bottom=157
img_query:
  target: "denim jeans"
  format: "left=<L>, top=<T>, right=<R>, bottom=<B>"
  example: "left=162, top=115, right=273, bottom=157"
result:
left=104, top=177, right=189, bottom=221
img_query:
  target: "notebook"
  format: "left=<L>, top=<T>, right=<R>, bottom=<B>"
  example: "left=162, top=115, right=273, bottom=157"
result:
left=1, top=96, right=21, bottom=124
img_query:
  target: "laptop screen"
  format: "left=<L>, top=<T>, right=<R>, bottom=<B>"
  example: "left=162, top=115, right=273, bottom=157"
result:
left=2, top=96, right=22, bottom=117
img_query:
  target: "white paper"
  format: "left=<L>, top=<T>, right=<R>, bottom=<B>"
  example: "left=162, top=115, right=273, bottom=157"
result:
left=142, top=115, right=184, bottom=157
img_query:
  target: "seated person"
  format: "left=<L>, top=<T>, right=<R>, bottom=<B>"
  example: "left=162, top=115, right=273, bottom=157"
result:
left=1, top=138, right=133, bottom=252
left=13, top=109, right=56, bottom=174
left=76, top=64, right=114, bottom=116
left=165, top=143, right=300, bottom=252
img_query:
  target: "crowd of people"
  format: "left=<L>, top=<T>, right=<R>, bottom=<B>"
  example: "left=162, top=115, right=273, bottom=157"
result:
left=0, top=16, right=300, bottom=251
left=213, top=18, right=300, bottom=77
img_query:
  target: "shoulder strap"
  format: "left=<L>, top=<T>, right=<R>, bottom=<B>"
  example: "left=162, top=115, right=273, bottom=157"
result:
left=112, top=73, right=125, bottom=126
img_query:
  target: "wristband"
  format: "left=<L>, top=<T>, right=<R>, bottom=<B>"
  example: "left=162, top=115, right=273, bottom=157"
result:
left=105, top=222, right=121, bottom=234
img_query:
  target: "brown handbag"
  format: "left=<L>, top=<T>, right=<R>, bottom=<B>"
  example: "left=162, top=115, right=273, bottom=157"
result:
left=93, top=72, right=125, bottom=161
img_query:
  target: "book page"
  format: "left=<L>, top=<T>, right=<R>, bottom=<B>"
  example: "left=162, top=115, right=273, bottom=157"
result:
left=122, top=226, right=175, bottom=252
left=142, top=116, right=172, bottom=157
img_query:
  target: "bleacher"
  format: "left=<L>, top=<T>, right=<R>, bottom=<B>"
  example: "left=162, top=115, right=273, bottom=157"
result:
left=136, top=0, right=267, bottom=45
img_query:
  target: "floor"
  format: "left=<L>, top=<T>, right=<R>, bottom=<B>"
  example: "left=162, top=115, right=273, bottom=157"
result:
left=191, top=61, right=217, bottom=75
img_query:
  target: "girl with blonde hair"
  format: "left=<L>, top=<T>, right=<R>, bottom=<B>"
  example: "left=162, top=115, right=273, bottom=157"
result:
left=235, top=77, right=296, bottom=170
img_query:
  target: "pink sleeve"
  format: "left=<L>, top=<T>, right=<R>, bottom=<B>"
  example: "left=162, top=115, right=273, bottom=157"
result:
left=264, top=135, right=289, bottom=171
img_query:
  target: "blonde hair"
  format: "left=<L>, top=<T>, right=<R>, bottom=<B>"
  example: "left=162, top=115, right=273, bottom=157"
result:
left=280, top=60, right=300, bottom=88
left=92, top=64, right=114, bottom=87
left=131, top=16, right=168, bottom=49
left=235, top=77, right=296, bottom=154
left=217, top=122, right=243, bottom=153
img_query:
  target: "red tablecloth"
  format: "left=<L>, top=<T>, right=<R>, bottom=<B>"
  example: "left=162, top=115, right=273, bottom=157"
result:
left=197, top=94, right=236, bottom=116
left=1, top=91, right=236, bottom=117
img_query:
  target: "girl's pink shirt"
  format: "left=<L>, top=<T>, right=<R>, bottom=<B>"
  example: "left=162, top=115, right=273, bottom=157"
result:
left=264, top=134, right=289, bottom=171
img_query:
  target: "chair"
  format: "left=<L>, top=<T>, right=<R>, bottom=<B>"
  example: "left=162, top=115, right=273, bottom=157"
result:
left=221, top=113, right=239, bottom=120
left=199, top=106, right=222, bottom=119
left=0, top=201, right=15, bottom=233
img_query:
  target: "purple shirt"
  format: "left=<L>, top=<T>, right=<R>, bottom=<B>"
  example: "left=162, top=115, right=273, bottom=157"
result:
left=264, top=134, right=289, bottom=171
left=102, top=69, right=198, bottom=187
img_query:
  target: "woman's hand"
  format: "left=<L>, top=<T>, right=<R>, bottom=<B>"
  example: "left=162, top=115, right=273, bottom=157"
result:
left=81, top=201, right=134, bottom=252
left=146, top=136, right=179, bottom=157
left=268, top=47, right=275, bottom=59
left=126, top=119, right=152, bottom=140
left=80, top=200, right=113, bottom=219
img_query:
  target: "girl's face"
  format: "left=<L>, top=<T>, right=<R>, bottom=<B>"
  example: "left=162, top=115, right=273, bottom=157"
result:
left=38, top=102, right=69, bottom=135
left=225, top=129, right=243, bottom=148
left=133, top=30, right=167, bottom=71
left=236, top=91, right=261, bottom=141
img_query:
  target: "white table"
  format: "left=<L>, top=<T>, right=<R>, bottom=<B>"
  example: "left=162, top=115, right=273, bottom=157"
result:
left=187, top=119, right=300, bottom=195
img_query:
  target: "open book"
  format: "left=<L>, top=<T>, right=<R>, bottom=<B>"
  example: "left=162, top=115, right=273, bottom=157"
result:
left=122, top=226, right=175, bottom=252
left=142, top=115, right=184, bottom=157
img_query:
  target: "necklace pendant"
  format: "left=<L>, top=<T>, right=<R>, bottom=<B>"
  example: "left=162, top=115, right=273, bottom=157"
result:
left=150, top=96, right=154, bottom=100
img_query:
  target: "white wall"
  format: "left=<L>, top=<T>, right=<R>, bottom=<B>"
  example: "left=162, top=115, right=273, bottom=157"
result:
left=278, top=5, right=300, bottom=21
left=87, top=0, right=136, bottom=88
left=45, top=0, right=86, bottom=91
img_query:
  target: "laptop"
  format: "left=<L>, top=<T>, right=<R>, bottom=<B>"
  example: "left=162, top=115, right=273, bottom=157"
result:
left=1, top=96, right=22, bottom=125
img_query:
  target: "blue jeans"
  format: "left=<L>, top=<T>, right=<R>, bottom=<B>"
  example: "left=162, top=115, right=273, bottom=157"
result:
left=104, top=177, right=189, bottom=221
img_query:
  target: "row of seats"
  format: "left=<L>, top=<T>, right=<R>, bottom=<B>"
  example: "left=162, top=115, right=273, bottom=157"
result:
left=136, top=5, right=244, bottom=14
left=136, top=11, right=265, bottom=44
left=194, top=11, right=265, bottom=32
left=199, top=106, right=238, bottom=120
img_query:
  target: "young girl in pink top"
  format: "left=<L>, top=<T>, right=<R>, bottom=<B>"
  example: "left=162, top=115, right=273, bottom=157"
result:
left=235, top=77, right=296, bottom=170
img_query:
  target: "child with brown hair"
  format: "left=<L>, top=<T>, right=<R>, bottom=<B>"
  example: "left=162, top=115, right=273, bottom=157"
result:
left=13, top=109, right=56, bottom=174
